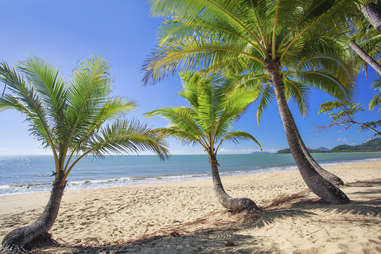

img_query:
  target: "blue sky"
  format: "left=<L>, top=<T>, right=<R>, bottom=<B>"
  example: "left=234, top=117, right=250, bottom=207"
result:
left=0, top=0, right=379, bottom=155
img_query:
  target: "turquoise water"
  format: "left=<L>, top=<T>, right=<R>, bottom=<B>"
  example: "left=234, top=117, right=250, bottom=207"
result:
left=0, top=152, right=380, bottom=195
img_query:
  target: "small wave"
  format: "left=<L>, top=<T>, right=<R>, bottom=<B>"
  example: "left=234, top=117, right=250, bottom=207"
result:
left=13, top=182, right=51, bottom=188
left=319, top=158, right=381, bottom=167
left=67, top=174, right=209, bottom=188
left=68, top=177, right=132, bottom=186
left=0, top=182, right=52, bottom=196
left=1, top=157, right=380, bottom=195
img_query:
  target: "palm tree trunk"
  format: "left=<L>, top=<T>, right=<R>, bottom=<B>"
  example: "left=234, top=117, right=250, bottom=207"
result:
left=294, top=128, right=344, bottom=186
left=2, top=171, right=66, bottom=251
left=265, top=59, right=349, bottom=204
left=360, top=3, right=381, bottom=34
left=349, top=40, right=381, bottom=75
left=209, top=153, right=260, bottom=212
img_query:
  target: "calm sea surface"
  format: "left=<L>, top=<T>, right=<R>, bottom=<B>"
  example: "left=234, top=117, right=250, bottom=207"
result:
left=1, top=152, right=380, bottom=195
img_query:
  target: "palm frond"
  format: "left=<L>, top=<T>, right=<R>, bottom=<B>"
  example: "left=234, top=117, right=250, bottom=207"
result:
left=64, top=120, right=168, bottom=179
left=297, top=71, right=350, bottom=100
left=143, top=34, right=264, bottom=84
left=87, top=120, right=168, bottom=158
left=65, top=56, right=113, bottom=148
left=153, top=127, right=204, bottom=147
left=0, top=62, right=56, bottom=149
left=284, top=79, right=309, bottom=116
left=215, top=85, right=260, bottom=138
left=216, top=130, right=262, bottom=153
left=146, top=107, right=205, bottom=140
left=151, top=0, right=264, bottom=49
left=65, top=98, right=136, bottom=168
left=369, top=77, right=381, bottom=110
left=18, top=57, right=69, bottom=142
left=256, top=85, right=274, bottom=125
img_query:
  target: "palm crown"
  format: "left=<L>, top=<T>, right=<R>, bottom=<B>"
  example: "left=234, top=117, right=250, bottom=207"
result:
left=144, top=0, right=356, bottom=122
left=146, top=72, right=261, bottom=155
left=0, top=57, right=168, bottom=182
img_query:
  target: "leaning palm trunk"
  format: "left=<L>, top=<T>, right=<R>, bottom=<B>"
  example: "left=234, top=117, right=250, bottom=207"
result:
left=266, top=60, right=350, bottom=204
left=209, top=154, right=260, bottom=212
left=2, top=171, right=66, bottom=250
left=294, top=127, right=344, bottom=186
left=360, top=3, right=381, bottom=34
left=349, top=40, right=381, bottom=75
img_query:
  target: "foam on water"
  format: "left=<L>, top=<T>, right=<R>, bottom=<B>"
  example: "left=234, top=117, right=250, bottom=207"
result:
left=1, top=153, right=380, bottom=195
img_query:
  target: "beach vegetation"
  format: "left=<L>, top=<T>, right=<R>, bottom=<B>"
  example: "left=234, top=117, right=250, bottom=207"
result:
left=143, top=0, right=354, bottom=203
left=146, top=72, right=262, bottom=212
left=319, top=100, right=381, bottom=137
left=0, top=56, right=168, bottom=251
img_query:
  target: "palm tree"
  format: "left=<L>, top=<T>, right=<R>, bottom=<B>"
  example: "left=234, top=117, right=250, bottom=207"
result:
left=340, top=1, right=381, bottom=75
left=146, top=72, right=262, bottom=212
left=143, top=0, right=354, bottom=203
left=349, top=40, right=381, bottom=75
left=330, top=0, right=381, bottom=75
left=358, top=0, right=381, bottom=34
left=0, top=57, right=168, bottom=251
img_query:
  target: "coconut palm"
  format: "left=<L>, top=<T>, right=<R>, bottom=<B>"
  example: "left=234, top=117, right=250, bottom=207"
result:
left=358, top=0, right=381, bottom=34
left=341, top=1, right=381, bottom=75
left=350, top=40, right=381, bottom=75
left=146, top=72, right=262, bottom=212
left=143, top=0, right=355, bottom=203
left=0, top=57, right=168, bottom=251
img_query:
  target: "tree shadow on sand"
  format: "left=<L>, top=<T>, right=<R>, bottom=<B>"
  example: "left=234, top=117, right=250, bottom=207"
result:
left=24, top=207, right=313, bottom=253
left=289, top=178, right=381, bottom=218
left=291, top=198, right=381, bottom=217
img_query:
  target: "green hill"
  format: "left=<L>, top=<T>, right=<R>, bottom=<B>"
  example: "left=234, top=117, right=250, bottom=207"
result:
left=277, top=148, right=328, bottom=154
left=277, top=138, right=381, bottom=153
left=331, top=138, right=381, bottom=152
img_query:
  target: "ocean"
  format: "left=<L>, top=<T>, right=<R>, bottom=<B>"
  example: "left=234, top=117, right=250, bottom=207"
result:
left=1, top=152, right=380, bottom=195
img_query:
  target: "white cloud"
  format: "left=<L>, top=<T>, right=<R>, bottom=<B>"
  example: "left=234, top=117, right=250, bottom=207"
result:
left=336, top=137, right=354, bottom=145
left=219, top=148, right=271, bottom=154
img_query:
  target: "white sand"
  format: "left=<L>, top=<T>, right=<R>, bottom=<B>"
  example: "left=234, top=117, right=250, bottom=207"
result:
left=0, top=160, right=380, bottom=253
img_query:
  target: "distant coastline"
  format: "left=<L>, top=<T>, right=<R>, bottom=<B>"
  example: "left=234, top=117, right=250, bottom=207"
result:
left=277, top=138, right=381, bottom=153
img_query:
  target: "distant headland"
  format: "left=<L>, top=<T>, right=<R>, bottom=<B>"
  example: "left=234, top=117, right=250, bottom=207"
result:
left=277, top=138, right=381, bottom=153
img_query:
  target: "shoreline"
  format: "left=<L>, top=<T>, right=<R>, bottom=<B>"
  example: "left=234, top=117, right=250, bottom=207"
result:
left=1, top=156, right=381, bottom=196
left=0, top=159, right=379, bottom=208
left=0, top=159, right=380, bottom=253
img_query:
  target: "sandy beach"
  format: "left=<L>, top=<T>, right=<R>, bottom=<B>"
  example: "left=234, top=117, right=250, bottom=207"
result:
left=1, top=159, right=380, bottom=253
